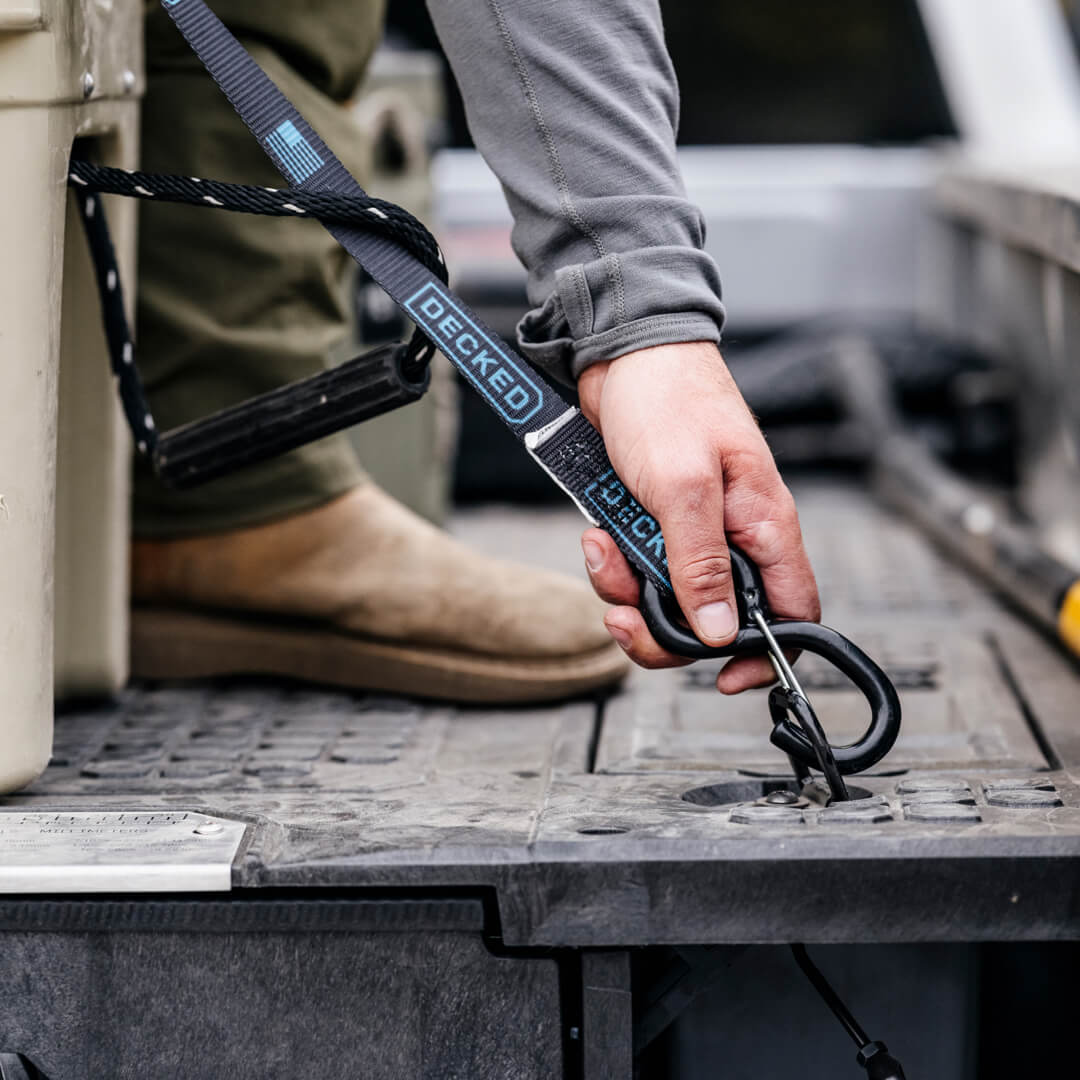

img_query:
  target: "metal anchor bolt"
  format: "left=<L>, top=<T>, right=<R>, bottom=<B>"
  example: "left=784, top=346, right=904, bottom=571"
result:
left=764, top=790, right=800, bottom=805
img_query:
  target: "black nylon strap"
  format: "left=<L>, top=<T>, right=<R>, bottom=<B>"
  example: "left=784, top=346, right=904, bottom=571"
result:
left=142, top=0, right=674, bottom=594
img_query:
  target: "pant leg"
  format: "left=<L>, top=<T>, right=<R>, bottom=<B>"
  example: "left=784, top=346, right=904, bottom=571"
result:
left=133, top=0, right=386, bottom=538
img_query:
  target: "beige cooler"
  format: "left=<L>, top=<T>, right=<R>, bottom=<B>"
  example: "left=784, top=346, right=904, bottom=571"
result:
left=0, top=0, right=140, bottom=794
left=0, top=11, right=456, bottom=796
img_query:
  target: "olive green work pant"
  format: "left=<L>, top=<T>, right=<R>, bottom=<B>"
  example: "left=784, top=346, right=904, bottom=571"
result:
left=134, top=1, right=385, bottom=537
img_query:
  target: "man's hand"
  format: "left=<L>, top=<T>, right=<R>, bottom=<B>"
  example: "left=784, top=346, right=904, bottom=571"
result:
left=577, top=341, right=820, bottom=693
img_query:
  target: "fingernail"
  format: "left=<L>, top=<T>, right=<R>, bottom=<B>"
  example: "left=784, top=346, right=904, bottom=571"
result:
left=695, top=601, right=736, bottom=642
left=582, top=539, right=605, bottom=573
left=606, top=623, right=632, bottom=648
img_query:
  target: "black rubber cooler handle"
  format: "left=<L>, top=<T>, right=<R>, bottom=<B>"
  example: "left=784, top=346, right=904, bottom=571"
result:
left=155, top=342, right=429, bottom=489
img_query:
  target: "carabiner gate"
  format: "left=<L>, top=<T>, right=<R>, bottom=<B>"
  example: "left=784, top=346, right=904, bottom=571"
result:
left=640, top=547, right=901, bottom=795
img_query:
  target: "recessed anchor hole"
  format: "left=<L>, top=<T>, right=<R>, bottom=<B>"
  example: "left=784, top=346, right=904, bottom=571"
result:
left=683, top=779, right=871, bottom=807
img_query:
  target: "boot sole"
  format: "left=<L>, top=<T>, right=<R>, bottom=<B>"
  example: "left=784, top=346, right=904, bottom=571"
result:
left=130, top=607, right=629, bottom=705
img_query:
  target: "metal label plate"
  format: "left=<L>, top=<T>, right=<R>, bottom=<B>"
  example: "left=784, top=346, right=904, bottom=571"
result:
left=0, top=811, right=245, bottom=893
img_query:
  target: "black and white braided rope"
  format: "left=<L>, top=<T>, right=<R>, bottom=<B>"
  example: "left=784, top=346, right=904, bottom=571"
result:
left=71, top=182, right=159, bottom=457
left=68, top=159, right=449, bottom=457
left=68, top=160, right=447, bottom=284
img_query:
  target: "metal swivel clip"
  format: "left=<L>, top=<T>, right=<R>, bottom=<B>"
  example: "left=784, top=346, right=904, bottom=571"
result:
left=640, top=547, right=902, bottom=802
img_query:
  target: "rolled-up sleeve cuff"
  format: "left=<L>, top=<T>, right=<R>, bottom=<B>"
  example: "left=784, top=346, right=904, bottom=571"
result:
left=516, top=247, right=726, bottom=385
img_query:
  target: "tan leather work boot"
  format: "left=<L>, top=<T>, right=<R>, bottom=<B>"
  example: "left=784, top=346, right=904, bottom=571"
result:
left=130, top=483, right=629, bottom=703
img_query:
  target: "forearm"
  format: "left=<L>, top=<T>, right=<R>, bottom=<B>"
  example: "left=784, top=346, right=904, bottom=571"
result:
left=426, top=0, right=725, bottom=384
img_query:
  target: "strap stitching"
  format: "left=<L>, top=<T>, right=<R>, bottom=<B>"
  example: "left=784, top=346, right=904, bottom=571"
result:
left=486, top=0, right=610, bottom=276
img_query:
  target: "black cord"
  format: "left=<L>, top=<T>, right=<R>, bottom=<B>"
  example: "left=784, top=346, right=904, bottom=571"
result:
left=789, top=945, right=909, bottom=1079
left=790, top=943, right=870, bottom=1048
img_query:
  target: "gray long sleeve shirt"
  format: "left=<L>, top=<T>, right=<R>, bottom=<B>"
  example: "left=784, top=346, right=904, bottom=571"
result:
left=426, top=0, right=726, bottom=384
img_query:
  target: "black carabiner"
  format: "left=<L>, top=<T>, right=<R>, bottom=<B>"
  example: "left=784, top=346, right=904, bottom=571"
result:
left=769, top=685, right=850, bottom=801
left=640, top=547, right=901, bottom=777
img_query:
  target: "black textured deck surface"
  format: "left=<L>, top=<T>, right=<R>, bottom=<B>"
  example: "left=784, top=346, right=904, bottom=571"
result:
left=7, top=481, right=1080, bottom=944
